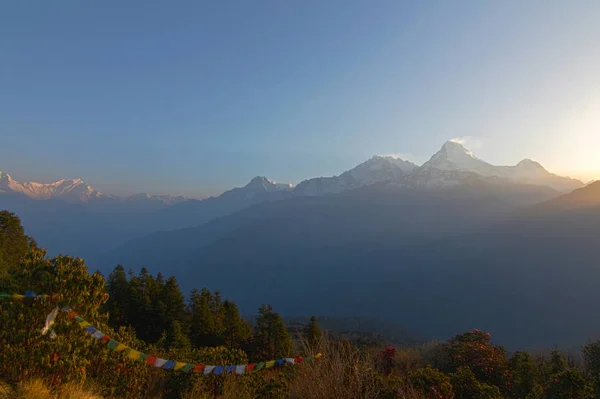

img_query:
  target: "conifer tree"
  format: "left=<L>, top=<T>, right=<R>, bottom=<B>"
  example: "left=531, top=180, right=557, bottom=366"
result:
left=189, top=288, right=220, bottom=347
left=167, top=320, right=192, bottom=351
left=304, top=315, right=321, bottom=348
left=222, top=300, right=252, bottom=349
left=251, top=304, right=292, bottom=360
left=161, top=276, right=188, bottom=338
left=106, top=265, right=130, bottom=328
left=0, top=211, right=31, bottom=278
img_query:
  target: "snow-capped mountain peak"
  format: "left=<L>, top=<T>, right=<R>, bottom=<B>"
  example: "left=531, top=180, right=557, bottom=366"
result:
left=425, top=140, right=491, bottom=173
left=245, top=176, right=294, bottom=192
left=0, top=171, right=107, bottom=203
left=420, top=141, right=583, bottom=192
left=293, top=155, right=415, bottom=196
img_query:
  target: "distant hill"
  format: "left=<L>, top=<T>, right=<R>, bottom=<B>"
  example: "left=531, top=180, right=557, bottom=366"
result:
left=98, top=181, right=600, bottom=349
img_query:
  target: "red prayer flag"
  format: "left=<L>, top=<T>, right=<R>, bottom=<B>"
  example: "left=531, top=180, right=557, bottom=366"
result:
left=145, top=355, right=157, bottom=366
left=67, top=311, right=77, bottom=319
left=99, top=335, right=111, bottom=344
left=193, top=364, right=205, bottom=373
left=246, top=363, right=256, bottom=373
left=295, top=357, right=304, bottom=363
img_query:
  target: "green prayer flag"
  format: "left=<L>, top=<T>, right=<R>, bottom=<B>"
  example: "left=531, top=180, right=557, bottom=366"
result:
left=304, top=356, right=314, bottom=363
left=106, top=340, right=119, bottom=350
left=255, top=362, right=265, bottom=371
left=138, top=353, right=148, bottom=362
left=183, top=363, right=195, bottom=373
left=74, top=316, right=84, bottom=323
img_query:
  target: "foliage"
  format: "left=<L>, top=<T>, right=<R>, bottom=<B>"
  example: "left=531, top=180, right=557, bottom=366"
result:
left=250, top=304, right=293, bottom=361
left=303, top=315, right=321, bottom=348
left=436, top=329, right=510, bottom=391
left=544, top=368, right=593, bottom=399
left=408, top=365, right=454, bottom=399
left=508, top=351, right=542, bottom=399
left=0, top=211, right=33, bottom=278
left=6, top=222, right=600, bottom=398
left=450, top=366, right=501, bottom=399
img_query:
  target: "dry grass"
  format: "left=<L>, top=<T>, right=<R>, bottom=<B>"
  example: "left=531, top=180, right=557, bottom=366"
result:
left=287, top=337, right=381, bottom=399
left=3, top=379, right=102, bottom=399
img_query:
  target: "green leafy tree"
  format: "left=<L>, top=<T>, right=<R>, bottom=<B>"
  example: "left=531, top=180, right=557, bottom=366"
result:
left=0, top=211, right=32, bottom=278
left=105, top=265, right=130, bottom=328
left=222, top=300, right=252, bottom=349
left=408, top=365, right=454, bottom=399
left=583, top=340, right=600, bottom=395
left=304, top=315, right=321, bottom=348
left=189, top=288, right=221, bottom=347
left=548, top=349, right=567, bottom=375
left=251, top=304, right=293, bottom=360
left=544, top=368, right=593, bottom=399
left=167, top=320, right=191, bottom=351
left=437, top=329, right=509, bottom=391
left=450, top=366, right=502, bottom=399
left=508, top=351, right=542, bottom=399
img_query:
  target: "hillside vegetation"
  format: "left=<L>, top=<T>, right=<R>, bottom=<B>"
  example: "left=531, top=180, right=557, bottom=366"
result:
left=3, top=210, right=600, bottom=398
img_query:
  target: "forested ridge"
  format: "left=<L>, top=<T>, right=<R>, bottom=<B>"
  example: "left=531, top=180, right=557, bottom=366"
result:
left=3, top=209, right=600, bottom=398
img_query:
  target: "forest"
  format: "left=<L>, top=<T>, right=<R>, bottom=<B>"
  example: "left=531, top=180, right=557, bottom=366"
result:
left=2, top=209, right=600, bottom=399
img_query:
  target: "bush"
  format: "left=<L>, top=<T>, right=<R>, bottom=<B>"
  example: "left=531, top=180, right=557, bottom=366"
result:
left=408, top=365, right=454, bottom=399
left=450, top=366, right=501, bottom=399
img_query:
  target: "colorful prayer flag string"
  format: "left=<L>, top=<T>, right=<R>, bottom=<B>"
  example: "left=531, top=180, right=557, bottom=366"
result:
left=2, top=292, right=322, bottom=375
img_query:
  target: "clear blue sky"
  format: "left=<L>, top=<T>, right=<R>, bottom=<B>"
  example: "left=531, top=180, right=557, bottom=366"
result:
left=2, top=1, right=599, bottom=197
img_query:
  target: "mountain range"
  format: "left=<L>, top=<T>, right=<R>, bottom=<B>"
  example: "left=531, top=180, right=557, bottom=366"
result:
left=2, top=141, right=597, bottom=349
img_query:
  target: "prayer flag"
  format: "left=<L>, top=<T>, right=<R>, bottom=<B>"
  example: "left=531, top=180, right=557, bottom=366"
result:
left=235, top=365, right=246, bottom=375
left=193, top=364, right=205, bottom=373
left=174, top=362, right=186, bottom=371
left=127, top=349, right=141, bottom=361
left=163, top=360, right=176, bottom=370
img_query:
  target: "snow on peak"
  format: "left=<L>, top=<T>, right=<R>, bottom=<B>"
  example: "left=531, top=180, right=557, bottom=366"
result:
left=0, top=173, right=106, bottom=203
left=293, top=155, right=411, bottom=196
left=245, top=176, right=293, bottom=192
left=421, top=141, right=583, bottom=192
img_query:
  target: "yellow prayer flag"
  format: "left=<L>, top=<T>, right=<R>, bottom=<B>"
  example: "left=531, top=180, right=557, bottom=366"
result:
left=265, top=360, right=276, bottom=369
left=127, top=349, right=141, bottom=361
left=315, top=353, right=322, bottom=359
left=114, top=343, right=128, bottom=352
left=12, top=294, right=24, bottom=299
left=78, top=321, right=91, bottom=328
left=174, top=362, right=186, bottom=371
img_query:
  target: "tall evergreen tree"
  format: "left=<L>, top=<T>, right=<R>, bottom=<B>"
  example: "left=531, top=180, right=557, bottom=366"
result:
left=189, top=288, right=216, bottom=347
left=222, top=300, right=252, bottom=349
left=161, top=276, right=188, bottom=340
left=0, top=211, right=31, bottom=278
left=304, top=316, right=321, bottom=348
left=251, top=304, right=292, bottom=360
left=105, top=265, right=130, bottom=328
left=167, top=320, right=191, bottom=351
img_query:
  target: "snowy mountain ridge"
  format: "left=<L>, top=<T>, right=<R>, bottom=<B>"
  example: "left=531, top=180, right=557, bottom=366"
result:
left=0, top=141, right=585, bottom=203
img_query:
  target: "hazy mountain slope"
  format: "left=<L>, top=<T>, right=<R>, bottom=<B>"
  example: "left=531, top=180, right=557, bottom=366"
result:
left=98, top=182, right=600, bottom=349
left=99, top=177, right=558, bottom=289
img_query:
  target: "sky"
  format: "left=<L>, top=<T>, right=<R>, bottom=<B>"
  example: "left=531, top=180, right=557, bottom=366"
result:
left=1, top=1, right=599, bottom=198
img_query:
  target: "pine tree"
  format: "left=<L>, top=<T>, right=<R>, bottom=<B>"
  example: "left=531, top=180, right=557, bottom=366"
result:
left=167, top=320, right=191, bottom=352
left=160, top=276, right=188, bottom=341
left=106, top=265, right=130, bottom=328
left=0, top=211, right=31, bottom=278
left=251, top=304, right=292, bottom=360
left=222, top=300, right=252, bottom=349
left=189, top=288, right=220, bottom=347
left=304, top=316, right=321, bottom=348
